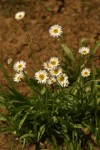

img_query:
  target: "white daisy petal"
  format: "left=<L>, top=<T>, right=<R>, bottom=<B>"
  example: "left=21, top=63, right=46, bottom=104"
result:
left=81, top=68, right=90, bottom=77
left=35, top=70, right=48, bottom=84
left=15, top=12, right=25, bottom=20
left=49, top=24, right=63, bottom=38
left=79, top=47, right=90, bottom=55
left=13, top=61, right=26, bottom=72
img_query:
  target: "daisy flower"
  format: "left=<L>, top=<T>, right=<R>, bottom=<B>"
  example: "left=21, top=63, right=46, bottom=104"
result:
left=35, top=70, right=48, bottom=84
left=49, top=24, right=63, bottom=38
left=49, top=57, right=59, bottom=68
left=15, top=11, right=25, bottom=20
left=81, top=68, right=90, bottom=77
left=57, top=73, right=69, bottom=87
left=50, top=67, right=62, bottom=76
left=43, top=61, right=52, bottom=71
left=79, top=47, right=90, bottom=55
left=13, top=61, right=26, bottom=72
left=47, top=77, right=56, bottom=85
left=14, top=72, right=24, bottom=83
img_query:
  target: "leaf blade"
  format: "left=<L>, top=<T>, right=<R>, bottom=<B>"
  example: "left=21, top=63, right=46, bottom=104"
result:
left=61, top=44, right=75, bottom=61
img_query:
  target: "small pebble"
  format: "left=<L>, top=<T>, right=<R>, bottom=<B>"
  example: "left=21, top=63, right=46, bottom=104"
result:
left=7, top=58, right=13, bottom=65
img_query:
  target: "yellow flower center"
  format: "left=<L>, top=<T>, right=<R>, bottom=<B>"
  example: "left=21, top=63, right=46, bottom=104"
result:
left=82, top=50, right=87, bottom=54
left=39, top=74, right=45, bottom=80
left=18, top=64, right=22, bottom=68
left=51, top=61, right=56, bottom=66
left=53, top=29, right=59, bottom=34
left=47, top=64, right=51, bottom=68
left=59, top=76, right=64, bottom=82
left=84, top=72, right=88, bottom=76
left=54, top=69, right=59, bottom=74
left=51, top=79, right=55, bottom=83
left=17, top=76, right=21, bottom=80
left=18, top=15, right=22, bottom=18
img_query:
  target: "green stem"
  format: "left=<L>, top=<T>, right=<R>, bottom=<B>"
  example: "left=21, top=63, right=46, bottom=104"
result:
left=22, top=20, right=35, bottom=62
left=45, top=88, right=48, bottom=115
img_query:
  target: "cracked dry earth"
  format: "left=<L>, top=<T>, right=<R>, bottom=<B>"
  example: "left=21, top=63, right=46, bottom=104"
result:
left=0, top=0, right=100, bottom=149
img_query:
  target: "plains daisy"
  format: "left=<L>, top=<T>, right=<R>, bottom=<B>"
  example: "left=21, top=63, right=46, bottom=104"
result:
left=49, top=25, right=63, bottom=38
left=47, top=77, right=56, bottom=85
left=15, top=12, right=25, bottom=20
left=14, top=72, right=24, bottom=83
left=57, top=73, right=69, bottom=87
left=43, top=61, right=52, bottom=71
left=49, top=57, right=59, bottom=68
left=81, top=68, right=90, bottom=77
left=50, top=67, right=62, bottom=76
left=13, top=61, right=26, bottom=72
left=79, top=47, right=90, bottom=55
left=35, top=70, right=48, bottom=84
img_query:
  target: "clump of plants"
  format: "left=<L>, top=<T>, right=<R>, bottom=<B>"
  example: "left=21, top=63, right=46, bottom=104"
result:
left=0, top=12, right=100, bottom=150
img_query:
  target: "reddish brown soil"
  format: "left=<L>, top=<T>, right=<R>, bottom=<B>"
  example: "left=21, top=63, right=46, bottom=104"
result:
left=0, top=0, right=100, bottom=149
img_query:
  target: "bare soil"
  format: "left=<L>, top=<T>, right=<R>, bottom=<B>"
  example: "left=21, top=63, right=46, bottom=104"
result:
left=0, top=0, right=100, bottom=149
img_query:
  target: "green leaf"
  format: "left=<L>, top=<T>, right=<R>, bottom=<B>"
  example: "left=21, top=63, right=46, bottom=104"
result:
left=51, top=135, right=59, bottom=150
left=91, top=41, right=100, bottom=55
left=87, top=143, right=94, bottom=150
left=73, top=124, right=83, bottom=129
left=19, top=115, right=27, bottom=130
left=40, top=87, right=46, bottom=95
left=90, top=65, right=97, bottom=96
left=0, top=61, right=14, bottom=87
left=19, top=107, right=33, bottom=130
left=52, top=116, right=58, bottom=123
left=0, top=114, right=8, bottom=122
left=37, top=124, right=45, bottom=142
left=61, top=44, right=75, bottom=61
left=20, top=133, right=35, bottom=140
left=13, top=110, right=23, bottom=121
left=0, top=96, right=5, bottom=108
left=0, top=96, right=4, bottom=101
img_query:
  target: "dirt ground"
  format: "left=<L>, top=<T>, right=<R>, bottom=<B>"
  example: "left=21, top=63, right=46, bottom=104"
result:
left=0, top=0, right=100, bottom=149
